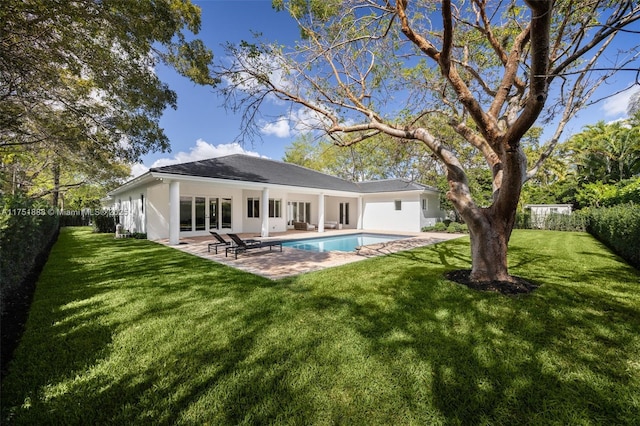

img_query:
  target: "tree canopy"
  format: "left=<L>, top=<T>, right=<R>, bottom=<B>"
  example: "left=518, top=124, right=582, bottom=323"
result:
left=215, top=0, right=640, bottom=284
left=1, top=0, right=217, bottom=202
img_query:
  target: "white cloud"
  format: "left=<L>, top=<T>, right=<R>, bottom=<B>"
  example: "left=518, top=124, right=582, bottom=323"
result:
left=149, top=139, right=264, bottom=169
left=602, top=85, right=640, bottom=117
left=130, top=163, right=149, bottom=178
left=260, top=118, right=292, bottom=138
left=259, top=107, right=333, bottom=138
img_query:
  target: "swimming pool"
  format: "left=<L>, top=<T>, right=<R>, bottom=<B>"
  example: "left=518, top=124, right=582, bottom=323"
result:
left=282, top=233, right=411, bottom=253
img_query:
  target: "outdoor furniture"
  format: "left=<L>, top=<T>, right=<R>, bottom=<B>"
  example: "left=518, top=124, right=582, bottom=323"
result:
left=293, top=221, right=316, bottom=231
left=324, top=221, right=338, bottom=229
left=208, top=232, right=231, bottom=254
left=225, top=233, right=283, bottom=259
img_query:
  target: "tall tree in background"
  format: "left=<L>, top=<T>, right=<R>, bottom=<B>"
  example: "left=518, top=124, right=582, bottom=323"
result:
left=0, top=0, right=217, bottom=204
left=216, top=0, right=639, bottom=285
left=567, top=118, right=640, bottom=185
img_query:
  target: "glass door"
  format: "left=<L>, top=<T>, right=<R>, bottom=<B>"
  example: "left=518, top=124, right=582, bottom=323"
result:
left=221, top=198, right=232, bottom=229
left=209, top=198, right=219, bottom=230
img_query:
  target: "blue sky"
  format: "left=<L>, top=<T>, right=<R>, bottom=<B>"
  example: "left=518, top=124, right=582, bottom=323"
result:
left=133, top=0, right=640, bottom=176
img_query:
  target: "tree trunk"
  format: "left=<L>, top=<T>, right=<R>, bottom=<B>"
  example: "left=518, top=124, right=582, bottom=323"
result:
left=467, top=209, right=515, bottom=282
left=52, top=163, right=60, bottom=208
left=448, top=146, right=524, bottom=284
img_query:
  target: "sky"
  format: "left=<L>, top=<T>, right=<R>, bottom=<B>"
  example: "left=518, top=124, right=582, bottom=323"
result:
left=132, top=0, right=640, bottom=177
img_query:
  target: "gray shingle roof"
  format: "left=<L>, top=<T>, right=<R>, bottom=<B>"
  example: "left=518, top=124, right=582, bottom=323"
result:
left=149, top=154, right=437, bottom=194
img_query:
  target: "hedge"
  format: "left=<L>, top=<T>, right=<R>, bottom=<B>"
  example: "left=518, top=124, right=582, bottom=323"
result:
left=586, top=203, right=640, bottom=269
left=515, top=211, right=588, bottom=232
left=0, top=195, right=59, bottom=316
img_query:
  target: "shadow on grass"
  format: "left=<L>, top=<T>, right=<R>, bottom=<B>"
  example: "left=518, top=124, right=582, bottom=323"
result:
left=2, top=228, right=639, bottom=425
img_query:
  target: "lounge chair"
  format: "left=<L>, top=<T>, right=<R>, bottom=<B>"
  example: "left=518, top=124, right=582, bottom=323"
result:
left=225, top=233, right=283, bottom=259
left=208, top=232, right=231, bottom=254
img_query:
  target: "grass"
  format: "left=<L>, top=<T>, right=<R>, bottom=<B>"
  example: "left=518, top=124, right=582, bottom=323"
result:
left=1, top=227, right=639, bottom=425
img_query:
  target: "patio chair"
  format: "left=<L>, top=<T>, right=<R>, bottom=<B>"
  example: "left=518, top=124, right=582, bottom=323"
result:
left=208, top=232, right=231, bottom=254
left=293, top=221, right=316, bottom=231
left=225, top=233, right=283, bottom=259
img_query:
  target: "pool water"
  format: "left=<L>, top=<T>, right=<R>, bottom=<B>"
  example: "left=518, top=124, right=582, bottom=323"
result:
left=282, top=233, right=411, bottom=253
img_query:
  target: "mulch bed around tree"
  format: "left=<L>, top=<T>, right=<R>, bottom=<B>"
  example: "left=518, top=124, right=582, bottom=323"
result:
left=445, top=269, right=538, bottom=295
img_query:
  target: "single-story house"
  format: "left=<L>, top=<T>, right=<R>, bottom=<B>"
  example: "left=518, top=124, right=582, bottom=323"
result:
left=105, top=154, right=444, bottom=244
left=524, top=203, right=573, bottom=228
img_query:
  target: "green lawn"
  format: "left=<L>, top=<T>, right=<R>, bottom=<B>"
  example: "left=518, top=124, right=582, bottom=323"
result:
left=1, top=227, right=639, bottom=425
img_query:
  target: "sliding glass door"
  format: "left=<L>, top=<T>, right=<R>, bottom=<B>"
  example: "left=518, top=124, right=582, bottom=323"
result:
left=287, top=201, right=311, bottom=225
left=181, top=196, right=232, bottom=232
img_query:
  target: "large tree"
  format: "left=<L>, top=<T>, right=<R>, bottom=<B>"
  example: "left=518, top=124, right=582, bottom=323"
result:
left=0, top=0, right=217, bottom=204
left=216, top=0, right=639, bottom=285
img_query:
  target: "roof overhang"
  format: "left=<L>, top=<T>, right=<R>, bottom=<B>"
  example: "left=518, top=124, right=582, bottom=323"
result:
left=107, top=171, right=440, bottom=199
left=110, top=171, right=364, bottom=198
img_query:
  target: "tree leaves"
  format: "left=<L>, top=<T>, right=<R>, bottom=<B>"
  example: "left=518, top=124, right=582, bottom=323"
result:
left=1, top=0, right=216, bottom=204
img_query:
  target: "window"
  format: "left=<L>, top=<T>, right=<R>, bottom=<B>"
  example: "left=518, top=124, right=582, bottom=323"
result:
left=180, top=196, right=192, bottom=231
left=221, top=198, right=232, bottom=229
left=395, top=200, right=402, bottom=211
left=269, top=199, right=282, bottom=218
left=247, top=198, right=260, bottom=218
left=195, top=197, right=206, bottom=231
left=140, top=194, right=144, bottom=213
left=421, top=198, right=428, bottom=211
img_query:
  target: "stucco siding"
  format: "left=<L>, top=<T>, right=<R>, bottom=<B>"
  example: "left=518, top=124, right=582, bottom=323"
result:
left=362, top=193, right=421, bottom=232
left=420, top=193, right=443, bottom=229
left=146, top=183, right=169, bottom=240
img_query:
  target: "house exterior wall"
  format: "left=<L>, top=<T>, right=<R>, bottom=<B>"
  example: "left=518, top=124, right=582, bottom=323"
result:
left=113, top=188, right=146, bottom=235
left=361, top=193, right=421, bottom=232
left=146, top=183, right=170, bottom=240
left=242, top=188, right=289, bottom=234
left=109, top=173, right=446, bottom=240
left=419, top=192, right=443, bottom=229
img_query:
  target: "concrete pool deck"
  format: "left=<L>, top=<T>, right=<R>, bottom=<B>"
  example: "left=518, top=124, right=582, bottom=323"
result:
left=159, top=230, right=465, bottom=280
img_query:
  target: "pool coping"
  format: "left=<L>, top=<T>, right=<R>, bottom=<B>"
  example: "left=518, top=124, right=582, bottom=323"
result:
left=158, top=230, right=465, bottom=280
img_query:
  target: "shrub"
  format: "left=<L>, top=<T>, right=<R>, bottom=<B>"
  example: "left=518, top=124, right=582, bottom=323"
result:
left=446, top=223, right=458, bottom=233
left=515, top=212, right=531, bottom=229
left=543, top=211, right=589, bottom=232
left=434, top=221, right=447, bottom=232
left=586, top=203, right=640, bottom=269
left=92, top=211, right=117, bottom=233
left=0, top=195, right=59, bottom=315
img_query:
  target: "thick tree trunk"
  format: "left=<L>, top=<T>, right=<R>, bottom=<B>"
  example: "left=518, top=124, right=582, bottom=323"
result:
left=448, top=146, right=524, bottom=284
left=467, top=209, right=515, bottom=282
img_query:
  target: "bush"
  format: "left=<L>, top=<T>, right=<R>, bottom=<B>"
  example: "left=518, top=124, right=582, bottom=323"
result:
left=543, top=211, right=589, bottom=232
left=586, top=203, right=640, bottom=269
left=446, top=222, right=459, bottom=233
left=92, top=211, right=117, bottom=233
left=514, top=212, right=531, bottom=229
left=434, top=221, right=447, bottom=232
left=0, top=195, right=59, bottom=315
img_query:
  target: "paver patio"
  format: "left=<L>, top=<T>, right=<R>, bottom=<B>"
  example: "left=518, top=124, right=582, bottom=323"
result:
left=159, top=230, right=464, bottom=279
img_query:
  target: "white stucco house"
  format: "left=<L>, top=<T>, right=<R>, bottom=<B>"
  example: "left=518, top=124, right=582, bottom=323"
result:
left=105, top=154, right=444, bottom=243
